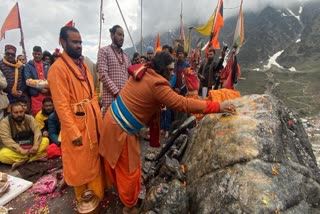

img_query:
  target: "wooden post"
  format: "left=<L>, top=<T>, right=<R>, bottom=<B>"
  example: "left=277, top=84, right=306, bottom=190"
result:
left=17, top=3, right=26, bottom=59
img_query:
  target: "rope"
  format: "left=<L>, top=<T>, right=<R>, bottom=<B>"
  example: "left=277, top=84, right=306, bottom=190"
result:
left=115, top=0, right=138, bottom=52
left=71, top=98, right=94, bottom=150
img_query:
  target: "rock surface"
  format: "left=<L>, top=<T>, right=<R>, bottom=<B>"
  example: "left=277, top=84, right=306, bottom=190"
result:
left=183, top=94, right=320, bottom=213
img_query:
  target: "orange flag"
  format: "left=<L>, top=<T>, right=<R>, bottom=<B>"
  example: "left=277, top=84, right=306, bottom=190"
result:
left=155, top=33, right=161, bottom=53
left=206, top=0, right=224, bottom=52
left=0, top=3, right=22, bottom=40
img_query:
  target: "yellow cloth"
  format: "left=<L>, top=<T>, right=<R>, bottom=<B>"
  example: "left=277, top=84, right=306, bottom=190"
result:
left=0, top=137, right=49, bottom=164
left=74, top=171, right=104, bottom=202
left=193, top=11, right=216, bottom=36
left=0, top=114, right=43, bottom=154
left=35, top=110, right=48, bottom=130
left=2, top=57, right=23, bottom=93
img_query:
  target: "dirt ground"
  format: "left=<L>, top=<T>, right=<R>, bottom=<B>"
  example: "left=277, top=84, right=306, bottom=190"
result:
left=0, top=138, right=158, bottom=214
left=0, top=161, right=127, bottom=214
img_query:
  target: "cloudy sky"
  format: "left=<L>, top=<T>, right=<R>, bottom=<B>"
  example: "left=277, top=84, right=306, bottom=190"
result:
left=0, top=0, right=305, bottom=61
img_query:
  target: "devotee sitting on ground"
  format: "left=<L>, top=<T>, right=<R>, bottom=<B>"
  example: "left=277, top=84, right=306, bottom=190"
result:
left=0, top=103, right=49, bottom=167
left=99, top=51, right=236, bottom=214
left=35, top=97, right=54, bottom=137
left=48, top=111, right=61, bottom=146
left=17, top=98, right=30, bottom=114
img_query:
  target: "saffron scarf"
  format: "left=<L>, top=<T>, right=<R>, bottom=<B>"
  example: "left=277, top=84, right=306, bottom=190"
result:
left=127, top=63, right=150, bottom=80
left=2, top=58, right=23, bottom=92
left=59, top=53, right=92, bottom=98
left=127, top=63, right=161, bottom=147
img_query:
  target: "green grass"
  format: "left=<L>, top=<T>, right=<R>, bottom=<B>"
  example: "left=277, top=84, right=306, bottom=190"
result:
left=236, top=68, right=320, bottom=117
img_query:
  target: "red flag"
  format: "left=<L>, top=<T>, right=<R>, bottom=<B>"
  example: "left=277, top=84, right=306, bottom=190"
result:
left=206, top=0, right=224, bottom=52
left=221, top=52, right=241, bottom=89
left=65, top=20, right=75, bottom=27
left=155, top=33, right=161, bottom=53
left=0, top=3, right=22, bottom=40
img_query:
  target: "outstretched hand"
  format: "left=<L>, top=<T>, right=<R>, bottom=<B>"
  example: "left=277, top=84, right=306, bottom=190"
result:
left=220, top=101, right=236, bottom=114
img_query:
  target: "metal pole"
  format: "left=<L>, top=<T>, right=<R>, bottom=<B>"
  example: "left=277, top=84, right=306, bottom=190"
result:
left=17, top=3, right=26, bottom=59
left=99, top=0, right=104, bottom=49
left=115, top=0, right=137, bottom=52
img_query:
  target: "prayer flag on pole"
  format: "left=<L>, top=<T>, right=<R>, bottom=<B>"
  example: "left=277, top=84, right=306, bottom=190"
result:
left=193, top=11, right=216, bottom=36
left=221, top=52, right=241, bottom=89
left=232, top=0, right=244, bottom=54
left=207, top=0, right=224, bottom=51
left=0, top=3, right=21, bottom=40
left=184, top=28, right=192, bottom=53
left=179, top=1, right=185, bottom=42
left=155, top=33, right=161, bottom=53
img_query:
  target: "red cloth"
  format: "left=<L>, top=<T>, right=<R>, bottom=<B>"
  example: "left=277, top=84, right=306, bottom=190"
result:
left=31, top=94, right=46, bottom=116
left=204, top=101, right=220, bottom=113
left=46, top=143, right=62, bottom=159
left=1, top=3, right=21, bottom=40
left=31, top=61, right=47, bottom=116
left=34, top=61, right=45, bottom=80
left=5, top=44, right=16, bottom=52
left=30, top=174, right=58, bottom=194
left=127, top=63, right=149, bottom=80
left=149, top=113, right=160, bottom=147
left=184, top=68, right=199, bottom=91
left=65, top=20, right=74, bottom=27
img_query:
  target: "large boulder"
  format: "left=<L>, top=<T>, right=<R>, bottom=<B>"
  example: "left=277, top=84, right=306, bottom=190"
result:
left=183, top=94, right=320, bottom=213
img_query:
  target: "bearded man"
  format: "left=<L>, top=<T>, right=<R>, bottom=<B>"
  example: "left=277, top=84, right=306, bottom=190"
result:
left=35, top=97, right=54, bottom=137
left=0, top=103, right=49, bottom=166
left=97, top=25, right=131, bottom=117
left=48, top=26, right=104, bottom=204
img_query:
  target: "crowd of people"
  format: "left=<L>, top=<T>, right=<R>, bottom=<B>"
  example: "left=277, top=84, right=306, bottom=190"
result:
left=0, top=24, right=236, bottom=213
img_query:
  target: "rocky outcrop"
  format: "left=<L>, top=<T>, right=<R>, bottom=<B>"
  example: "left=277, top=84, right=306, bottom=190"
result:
left=183, top=94, right=320, bottom=213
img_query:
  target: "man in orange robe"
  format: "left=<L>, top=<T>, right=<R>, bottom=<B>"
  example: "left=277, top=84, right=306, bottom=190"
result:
left=99, top=52, right=236, bottom=213
left=48, top=26, right=104, bottom=204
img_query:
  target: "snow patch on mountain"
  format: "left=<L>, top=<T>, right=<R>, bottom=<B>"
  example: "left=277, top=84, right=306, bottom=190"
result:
left=287, top=8, right=301, bottom=21
left=264, top=50, right=284, bottom=69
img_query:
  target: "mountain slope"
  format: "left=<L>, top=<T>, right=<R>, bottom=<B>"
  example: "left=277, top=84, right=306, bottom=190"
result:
left=126, top=1, right=320, bottom=71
